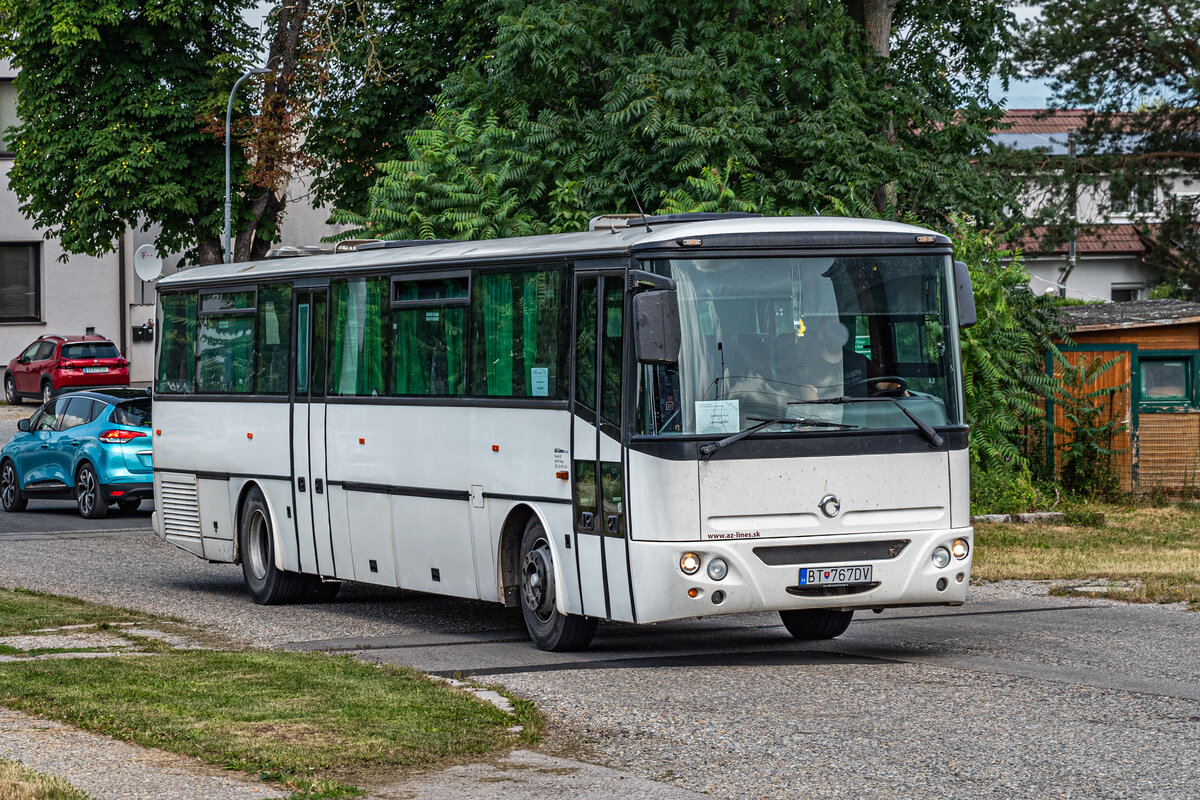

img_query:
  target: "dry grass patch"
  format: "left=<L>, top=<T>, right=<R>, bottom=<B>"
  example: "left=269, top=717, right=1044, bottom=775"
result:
left=974, top=502, right=1200, bottom=607
left=0, top=759, right=93, bottom=800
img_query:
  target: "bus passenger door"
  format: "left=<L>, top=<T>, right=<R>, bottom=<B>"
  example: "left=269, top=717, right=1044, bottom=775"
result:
left=292, top=287, right=335, bottom=578
left=572, top=273, right=635, bottom=623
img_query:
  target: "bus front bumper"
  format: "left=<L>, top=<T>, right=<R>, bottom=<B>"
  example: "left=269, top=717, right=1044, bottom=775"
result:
left=627, top=526, right=974, bottom=624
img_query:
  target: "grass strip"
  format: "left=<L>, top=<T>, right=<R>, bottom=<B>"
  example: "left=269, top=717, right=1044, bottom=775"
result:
left=0, top=589, right=148, bottom=635
left=0, top=650, right=539, bottom=796
left=973, top=502, right=1200, bottom=607
left=0, top=758, right=95, bottom=800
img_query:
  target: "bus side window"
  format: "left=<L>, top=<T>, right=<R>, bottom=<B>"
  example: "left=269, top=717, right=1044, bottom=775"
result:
left=600, top=280, right=623, bottom=426
left=575, top=278, right=598, bottom=412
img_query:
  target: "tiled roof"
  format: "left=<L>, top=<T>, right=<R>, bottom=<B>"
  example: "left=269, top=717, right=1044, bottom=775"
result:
left=1063, top=299, right=1200, bottom=330
left=1011, top=224, right=1151, bottom=256
left=1000, top=109, right=1094, bottom=134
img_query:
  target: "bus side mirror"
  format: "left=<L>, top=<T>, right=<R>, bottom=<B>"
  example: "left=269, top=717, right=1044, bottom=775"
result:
left=954, top=260, right=976, bottom=328
left=17, top=419, right=30, bottom=432
left=632, top=289, right=681, bottom=366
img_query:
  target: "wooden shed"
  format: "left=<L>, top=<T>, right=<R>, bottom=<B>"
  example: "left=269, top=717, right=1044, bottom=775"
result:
left=1056, top=299, right=1200, bottom=491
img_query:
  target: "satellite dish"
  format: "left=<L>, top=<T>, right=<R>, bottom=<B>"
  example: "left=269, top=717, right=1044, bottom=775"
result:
left=134, top=244, right=163, bottom=282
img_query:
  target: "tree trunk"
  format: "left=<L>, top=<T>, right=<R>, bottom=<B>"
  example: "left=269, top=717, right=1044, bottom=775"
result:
left=233, top=0, right=310, bottom=262
left=845, top=0, right=899, bottom=214
left=196, top=238, right=224, bottom=267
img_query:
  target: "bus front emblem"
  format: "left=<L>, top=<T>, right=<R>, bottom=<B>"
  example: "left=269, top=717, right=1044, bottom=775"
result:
left=818, top=495, right=841, bottom=518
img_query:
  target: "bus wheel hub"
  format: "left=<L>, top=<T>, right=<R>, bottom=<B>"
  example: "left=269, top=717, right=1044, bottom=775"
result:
left=522, top=545, right=554, bottom=618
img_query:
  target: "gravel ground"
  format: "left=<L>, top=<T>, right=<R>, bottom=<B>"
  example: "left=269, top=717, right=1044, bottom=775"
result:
left=496, top=660, right=1199, bottom=800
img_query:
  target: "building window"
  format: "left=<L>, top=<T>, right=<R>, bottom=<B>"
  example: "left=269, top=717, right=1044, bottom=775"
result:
left=0, top=243, right=40, bottom=322
left=0, top=79, right=17, bottom=156
left=1110, top=284, right=1144, bottom=303
left=1110, top=180, right=1155, bottom=216
left=1140, top=357, right=1191, bottom=405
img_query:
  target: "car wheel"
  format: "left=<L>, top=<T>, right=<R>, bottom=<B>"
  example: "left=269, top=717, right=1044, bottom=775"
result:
left=519, top=516, right=597, bottom=651
left=1, top=460, right=28, bottom=512
left=76, top=462, right=108, bottom=519
left=239, top=487, right=306, bottom=604
left=41, top=381, right=54, bottom=405
left=3, top=375, right=19, bottom=405
left=117, top=498, right=142, bottom=513
left=779, top=608, right=854, bottom=640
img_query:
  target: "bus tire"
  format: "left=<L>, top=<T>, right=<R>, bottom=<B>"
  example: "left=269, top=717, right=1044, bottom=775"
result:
left=239, top=487, right=306, bottom=605
left=519, top=517, right=596, bottom=652
left=779, top=608, right=854, bottom=640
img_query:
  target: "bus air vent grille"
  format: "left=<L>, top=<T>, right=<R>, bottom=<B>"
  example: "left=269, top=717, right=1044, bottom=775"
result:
left=161, top=479, right=202, bottom=538
left=753, top=539, right=909, bottom=567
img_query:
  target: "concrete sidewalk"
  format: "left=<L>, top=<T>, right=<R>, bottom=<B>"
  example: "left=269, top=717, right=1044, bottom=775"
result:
left=0, top=706, right=706, bottom=800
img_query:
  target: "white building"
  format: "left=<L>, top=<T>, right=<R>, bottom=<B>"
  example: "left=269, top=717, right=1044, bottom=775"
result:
left=995, top=109, right=1198, bottom=302
left=0, top=58, right=345, bottom=386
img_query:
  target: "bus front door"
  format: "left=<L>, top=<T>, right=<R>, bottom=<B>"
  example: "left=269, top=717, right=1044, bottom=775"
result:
left=291, top=287, right=335, bottom=578
left=571, top=273, right=635, bottom=622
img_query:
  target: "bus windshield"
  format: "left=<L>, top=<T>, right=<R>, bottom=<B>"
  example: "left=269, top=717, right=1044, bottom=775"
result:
left=635, top=254, right=962, bottom=437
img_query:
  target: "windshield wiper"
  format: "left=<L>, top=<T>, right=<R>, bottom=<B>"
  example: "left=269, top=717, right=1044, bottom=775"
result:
left=699, top=416, right=857, bottom=459
left=787, top=396, right=944, bottom=448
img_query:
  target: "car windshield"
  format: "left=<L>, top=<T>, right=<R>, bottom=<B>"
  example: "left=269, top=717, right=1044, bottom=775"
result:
left=634, top=254, right=963, bottom=436
left=111, top=399, right=152, bottom=427
left=61, top=342, right=120, bottom=359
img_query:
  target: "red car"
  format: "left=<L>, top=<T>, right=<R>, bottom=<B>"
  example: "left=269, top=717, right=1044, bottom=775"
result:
left=5, top=335, right=130, bottom=405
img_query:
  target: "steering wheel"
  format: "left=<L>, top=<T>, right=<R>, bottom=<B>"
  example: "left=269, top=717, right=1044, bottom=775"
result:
left=847, top=375, right=909, bottom=397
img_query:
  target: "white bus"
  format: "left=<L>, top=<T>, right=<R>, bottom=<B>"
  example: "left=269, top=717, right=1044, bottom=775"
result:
left=151, top=214, right=977, bottom=651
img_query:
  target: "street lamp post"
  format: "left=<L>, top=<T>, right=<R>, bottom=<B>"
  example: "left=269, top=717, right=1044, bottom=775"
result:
left=224, top=67, right=271, bottom=264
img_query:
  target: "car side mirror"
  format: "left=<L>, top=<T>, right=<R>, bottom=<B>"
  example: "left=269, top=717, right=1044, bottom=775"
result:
left=954, top=260, right=977, bottom=328
left=632, top=289, right=681, bottom=365
left=18, top=356, right=29, bottom=365
left=17, top=419, right=30, bottom=432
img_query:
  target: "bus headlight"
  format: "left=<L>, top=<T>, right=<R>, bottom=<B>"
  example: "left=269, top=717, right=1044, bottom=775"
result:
left=680, top=552, right=701, bottom=575
left=951, top=538, right=970, bottom=559
left=931, top=547, right=951, bottom=569
left=707, top=558, right=728, bottom=581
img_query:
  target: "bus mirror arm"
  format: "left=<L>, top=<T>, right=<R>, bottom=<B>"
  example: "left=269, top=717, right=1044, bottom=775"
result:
left=632, top=289, right=682, bottom=366
left=954, top=260, right=977, bottom=328
left=627, top=269, right=675, bottom=292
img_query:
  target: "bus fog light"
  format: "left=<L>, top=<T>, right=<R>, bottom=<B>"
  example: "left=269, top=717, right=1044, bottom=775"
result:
left=951, top=538, right=970, bottom=559
left=680, top=552, right=701, bottom=575
left=707, top=558, right=728, bottom=581
left=936, top=577, right=948, bottom=591
left=931, top=547, right=951, bottom=569
left=711, top=590, right=726, bottom=605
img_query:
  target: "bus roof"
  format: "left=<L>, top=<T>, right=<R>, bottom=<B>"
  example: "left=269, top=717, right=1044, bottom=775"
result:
left=158, top=216, right=950, bottom=290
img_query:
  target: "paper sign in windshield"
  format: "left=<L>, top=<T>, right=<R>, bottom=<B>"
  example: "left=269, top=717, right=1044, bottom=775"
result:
left=695, top=400, right=739, bottom=434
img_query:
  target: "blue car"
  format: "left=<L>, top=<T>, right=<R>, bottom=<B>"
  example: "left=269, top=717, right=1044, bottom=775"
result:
left=1, top=389, right=153, bottom=518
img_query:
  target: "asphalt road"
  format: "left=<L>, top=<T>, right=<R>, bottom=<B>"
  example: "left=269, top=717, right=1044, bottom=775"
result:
left=0, top=496, right=1196, bottom=800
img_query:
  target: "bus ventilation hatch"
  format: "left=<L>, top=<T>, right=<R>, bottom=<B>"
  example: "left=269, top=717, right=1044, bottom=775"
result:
left=160, top=479, right=202, bottom=538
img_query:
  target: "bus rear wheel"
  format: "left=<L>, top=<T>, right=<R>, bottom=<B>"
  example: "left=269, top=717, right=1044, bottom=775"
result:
left=519, top=517, right=596, bottom=652
left=239, top=487, right=306, bottom=605
left=779, top=608, right=854, bottom=640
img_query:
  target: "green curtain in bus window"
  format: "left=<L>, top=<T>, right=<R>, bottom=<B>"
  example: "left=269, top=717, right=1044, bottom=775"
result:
left=155, top=293, right=196, bottom=394
left=330, top=278, right=388, bottom=396
left=254, top=284, right=292, bottom=394
left=197, top=313, right=254, bottom=393
left=391, top=305, right=465, bottom=395
left=472, top=273, right=515, bottom=395
left=472, top=269, right=568, bottom=398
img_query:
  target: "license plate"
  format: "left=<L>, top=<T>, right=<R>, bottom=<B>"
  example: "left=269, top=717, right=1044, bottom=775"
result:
left=84, top=367, right=109, bottom=374
left=799, top=564, right=873, bottom=586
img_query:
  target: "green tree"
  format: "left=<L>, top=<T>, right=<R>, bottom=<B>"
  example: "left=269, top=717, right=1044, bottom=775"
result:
left=334, top=0, right=1018, bottom=240
left=1010, top=0, right=1200, bottom=297
left=0, top=0, right=259, bottom=264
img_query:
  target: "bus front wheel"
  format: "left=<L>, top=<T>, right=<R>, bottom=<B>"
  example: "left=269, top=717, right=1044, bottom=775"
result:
left=779, top=608, right=854, bottom=640
left=519, top=517, right=596, bottom=652
left=239, top=488, right=306, bottom=605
